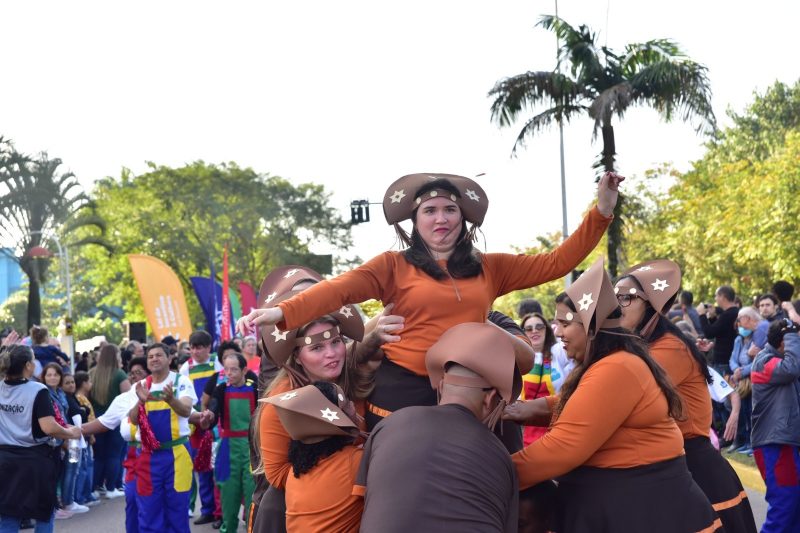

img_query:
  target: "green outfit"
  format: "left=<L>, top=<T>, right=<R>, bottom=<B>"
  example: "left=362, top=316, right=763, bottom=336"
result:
left=210, top=372, right=258, bottom=533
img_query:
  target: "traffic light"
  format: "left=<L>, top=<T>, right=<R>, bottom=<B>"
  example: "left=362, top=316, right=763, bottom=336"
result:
left=350, top=200, right=370, bottom=224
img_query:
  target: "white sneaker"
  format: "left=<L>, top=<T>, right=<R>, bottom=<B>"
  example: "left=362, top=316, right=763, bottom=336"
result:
left=188, top=509, right=194, bottom=517
left=54, top=509, right=74, bottom=520
left=65, top=502, right=89, bottom=514
left=90, top=491, right=100, bottom=499
left=84, top=499, right=101, bottom=507
left=104, top=489, right=125, bottom=499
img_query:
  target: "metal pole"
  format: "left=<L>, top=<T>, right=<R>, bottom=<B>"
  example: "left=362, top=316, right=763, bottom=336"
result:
left=555, top=0, right=570, bottom=288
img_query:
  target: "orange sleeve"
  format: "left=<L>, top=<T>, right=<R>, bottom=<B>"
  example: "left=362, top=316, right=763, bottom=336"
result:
left=278, top=253, right=393, bottom=330
left=259, top=380, right=294, bottom=489
left=487, top=206, right=612, bottom=295
left=512, top=356, right=644, bottom=489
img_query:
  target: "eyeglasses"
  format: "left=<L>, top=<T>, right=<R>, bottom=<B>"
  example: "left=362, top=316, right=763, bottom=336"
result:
left=616, top=294, right=642, bottom=308
left=524, top=324, right=546, bottom=332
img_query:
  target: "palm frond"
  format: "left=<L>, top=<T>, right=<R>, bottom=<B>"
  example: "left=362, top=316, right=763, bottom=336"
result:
left=509, top=104, right=587, bottom=157
left=489, top=71, right=587, bottom=127
left=538, top=15, right=604, bottom=82
left=620, top=39, right=683, bottom=75
left=629, top=60, right=716, bottom=135
left=68, top=235, right=113, bottom=253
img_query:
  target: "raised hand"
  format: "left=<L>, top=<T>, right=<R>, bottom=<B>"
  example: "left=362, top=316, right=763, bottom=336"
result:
left=597, top=171, right=625, bottom=217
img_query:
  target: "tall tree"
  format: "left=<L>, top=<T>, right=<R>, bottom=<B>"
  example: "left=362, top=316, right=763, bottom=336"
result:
left=79, top=161, right=355, bottom=332
left=0, top=140, right=110, bottom=330
left=488, top=15, right=716, bottom=275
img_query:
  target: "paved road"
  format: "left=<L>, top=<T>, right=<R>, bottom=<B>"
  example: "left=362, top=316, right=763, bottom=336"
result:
left=53, top=496, right=245, bottom=533
left=52, top=488, right=766, bottom=532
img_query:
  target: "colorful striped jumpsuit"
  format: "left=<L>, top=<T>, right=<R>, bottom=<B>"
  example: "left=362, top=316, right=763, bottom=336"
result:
left=183, top=355, right=220, bottom=517
left=135, top=373, right=194, bottom=533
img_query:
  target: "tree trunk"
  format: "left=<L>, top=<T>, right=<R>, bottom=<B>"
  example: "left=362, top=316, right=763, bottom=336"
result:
left=26, top=276, right=42, bottom=331
left=601, top=124, right=624, bottom=278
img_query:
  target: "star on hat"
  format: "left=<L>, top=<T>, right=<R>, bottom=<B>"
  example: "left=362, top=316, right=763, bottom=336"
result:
left=320, top=408, right=339, bottom=422
left=339, top=306, right=353, bottom=319
left=578, top=293, right=594, bottom=311
left=265, top=292, right=277, bottom=304
left=637, top=265, right=653, bottom=271
left=465, top=189, right=480, bottom=202
left=651, top=279, right=670, bottom=292
left=271, top=326, right=288, bottom=342
left=279, top=391, right=298, bottom=401
left=389, top=189, right=406, bottom=203
left=284, top=269, right=299, bottom=278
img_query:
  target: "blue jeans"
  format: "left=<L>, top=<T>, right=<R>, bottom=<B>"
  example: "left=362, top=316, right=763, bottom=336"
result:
left=93, top=429, right=124, bottom=490
left=0, top=511, right=54, bottom=533
left=75, top=447, right=95, bottom=504
left=61, top=453, right=80, bottom=506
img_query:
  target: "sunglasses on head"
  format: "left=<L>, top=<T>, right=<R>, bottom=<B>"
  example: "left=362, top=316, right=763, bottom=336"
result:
left=524, top=324, right=546, bottom=332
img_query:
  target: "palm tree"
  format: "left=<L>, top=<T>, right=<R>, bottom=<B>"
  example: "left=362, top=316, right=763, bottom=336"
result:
left=489, top=15, right=716, bottom=275
left=0, top=139, right=111, bottom=330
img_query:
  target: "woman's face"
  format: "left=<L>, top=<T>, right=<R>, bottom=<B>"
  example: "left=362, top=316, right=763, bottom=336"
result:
left=554, top=302, right=588, bottom=362
left=243, top=338, right=257, bottom=357
left=414, top=197, right=463, bottom=255
left=522, top=316, right=547, bottom=351
left=62, top=375, right=76, bottom=394
left=43, top=367, right=61, bottom=388
left=615, top=281, right=647, bottom=331
left=295, top=322, right=347, bottom=383
left=129, top=364, right=147, bottom=383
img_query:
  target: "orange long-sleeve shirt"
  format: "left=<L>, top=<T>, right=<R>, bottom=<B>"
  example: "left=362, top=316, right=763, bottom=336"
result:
left=259, top=378, right=294, bottom=489
left=649, top=333, right=712, bottom=439
left=285, top=445, right=363, bottom=533
left=259, top=377, right=367, bottom=489
left=279, top=207, right=611, bottom=376
left=512, top=351, right=684, bottom=489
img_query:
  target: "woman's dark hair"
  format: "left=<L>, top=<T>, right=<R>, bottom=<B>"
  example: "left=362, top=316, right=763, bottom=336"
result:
left=42, top=362, right=64, bottom=388
left=0, top=345, right=34, bottom=378
left=287, top=381, right=354, bottom=477
left=74, top=370, right=91, bottom=390
left=520, top=313, right=556, bottom=360
left=223, top=352, right=247, bottom=370
left=398, top=179, right=483, bottom=280
left=555, top=293, right=684, bottom=421
left=129, top=356, right=150, bottom=375
left=617, top=275, right=712, bottom=384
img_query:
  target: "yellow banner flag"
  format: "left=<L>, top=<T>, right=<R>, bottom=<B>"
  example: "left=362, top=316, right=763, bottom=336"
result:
left=128, top=254, right=192, bottom=342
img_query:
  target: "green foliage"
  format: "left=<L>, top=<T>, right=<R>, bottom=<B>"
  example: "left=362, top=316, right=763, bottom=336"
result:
left=78, top=161, right=355, bottom=334
left=623, top=80, right=800, bottom=301
left=0, top=140, right=111, bottom=329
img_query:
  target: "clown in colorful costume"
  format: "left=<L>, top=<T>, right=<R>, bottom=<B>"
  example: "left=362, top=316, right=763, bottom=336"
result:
left=209, top=353, right=259, bottom=533
left=179, top=331, right=222, bottom=521
left=130, top=344, right=197, bottom=533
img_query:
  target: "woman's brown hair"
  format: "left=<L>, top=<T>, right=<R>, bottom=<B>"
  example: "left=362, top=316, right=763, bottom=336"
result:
left=90, top=344, right=121, bottom=406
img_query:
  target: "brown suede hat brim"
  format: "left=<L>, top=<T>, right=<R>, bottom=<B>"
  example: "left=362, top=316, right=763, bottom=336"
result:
left=383, top=173, right=488, bottom=226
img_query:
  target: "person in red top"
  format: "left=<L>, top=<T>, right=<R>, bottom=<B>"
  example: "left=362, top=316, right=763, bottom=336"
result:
left=615, top=259, right=757, bottom=533
left=264, top=381, right=364, bottom=533
left=510, top=257, right=719, bottom=533
left=242, top=171, right=622, bottom=429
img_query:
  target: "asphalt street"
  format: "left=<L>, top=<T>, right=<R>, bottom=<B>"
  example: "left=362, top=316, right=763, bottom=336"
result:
left=52, top=486, right=766, bottom=532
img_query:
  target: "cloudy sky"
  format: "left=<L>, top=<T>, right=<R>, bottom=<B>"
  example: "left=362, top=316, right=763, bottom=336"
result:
left=3, top=0, right=797, bottom=262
